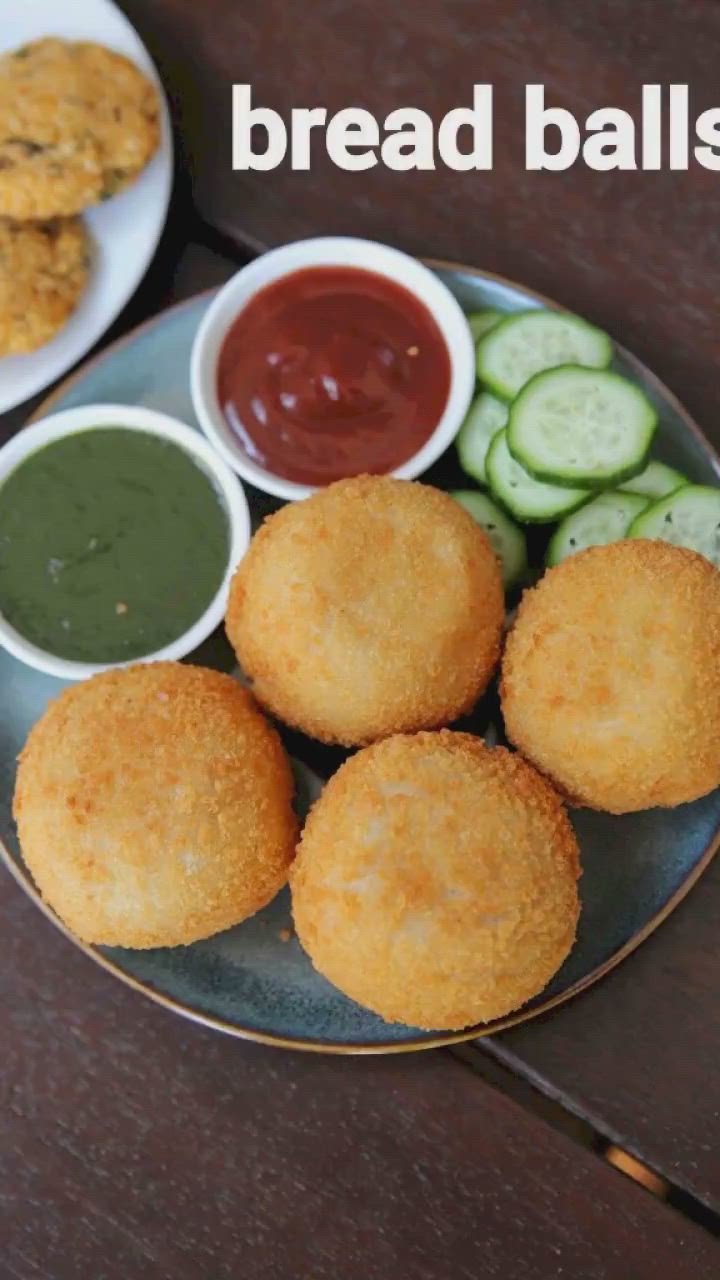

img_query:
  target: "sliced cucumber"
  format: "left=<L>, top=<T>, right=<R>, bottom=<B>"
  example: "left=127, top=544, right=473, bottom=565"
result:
left=507, top=365, right=656, bottom=489
left=477, top=310, right=612, bottom=401
left=486, top=429, right=591, bottom=523
left=452, top=489, right=528, bottom=588
left=546, top=491, right=648, bottom=567
left=628, top=485, right=720, bottom=568
left=618, top=459, right=687, bottom=499
left=456, top=392, right=508, bottom=484
left=467, top=309, right=503, bottom=342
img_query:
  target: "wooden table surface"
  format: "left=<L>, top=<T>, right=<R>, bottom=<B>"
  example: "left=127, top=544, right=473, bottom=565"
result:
left=3, top=2, right=720, bottom=1274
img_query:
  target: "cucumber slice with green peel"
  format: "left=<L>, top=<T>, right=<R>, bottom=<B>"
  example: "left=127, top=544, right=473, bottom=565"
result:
left=456, top=391, right=508, bottom=484
left=486, top=429, right=591, bottom=523
left=507, top=365, right=657, bottom=489
left=477, top=310, right=612, bottom=401
left=627, top=485, right=720, bottom=568
left=467, top=309, right=503, bottom=342
left=452, top=489, right=528, bottom=588
left=618, top=460, right=687, bottom=499
left=546, top=490, right=648, bottom=567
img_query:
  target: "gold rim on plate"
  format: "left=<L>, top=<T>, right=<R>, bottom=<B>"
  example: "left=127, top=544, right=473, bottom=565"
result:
left=1, top=261, right=718, bottom=1054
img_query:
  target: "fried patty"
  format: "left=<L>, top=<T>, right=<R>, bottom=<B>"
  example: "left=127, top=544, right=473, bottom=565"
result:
left=0, top=38, right=160, bottom=219
left=0, top=215, right=89, bottom=354
left=226, top=476, right=505, bottom=746
left=14, top=663, right=298, bottom=948
left=501, top=539, right=720, bottom=813
left=291, top=732, right=580, bottom=1030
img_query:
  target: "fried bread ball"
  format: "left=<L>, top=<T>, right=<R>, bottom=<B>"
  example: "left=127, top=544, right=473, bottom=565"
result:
left=14, top=663, right=297, bottom=948
left=226, top=476, right=504, bottom=746
left=502, top=540, right=720, bottom=813
left=291, top=732, right=579, bottom=1030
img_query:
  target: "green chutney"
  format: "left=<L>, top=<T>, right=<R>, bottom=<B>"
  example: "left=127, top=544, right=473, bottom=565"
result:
left=0, top=428, right=230, bottom=663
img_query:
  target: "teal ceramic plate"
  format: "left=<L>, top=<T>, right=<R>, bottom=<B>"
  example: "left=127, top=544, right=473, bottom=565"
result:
left=2, top=262, right=719, bottom=1053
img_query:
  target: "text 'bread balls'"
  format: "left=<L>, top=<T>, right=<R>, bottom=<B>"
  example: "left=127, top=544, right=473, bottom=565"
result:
left=14, top=663, right=298, bottom=948
left=502, top=540, right=720, bottom=814
left=226, top=475, right=505, bottom=746
left=291, top=732, right=580, bottom=1030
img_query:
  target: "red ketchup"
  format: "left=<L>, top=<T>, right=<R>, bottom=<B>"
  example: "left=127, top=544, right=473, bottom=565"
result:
left=217, top=265, right=451, bottom=486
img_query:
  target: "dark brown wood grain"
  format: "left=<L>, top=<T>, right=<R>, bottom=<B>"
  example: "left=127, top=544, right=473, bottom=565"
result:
left=481, top=853, right=720, bottom=1211
left=2, top=873, right=718, bottom=1280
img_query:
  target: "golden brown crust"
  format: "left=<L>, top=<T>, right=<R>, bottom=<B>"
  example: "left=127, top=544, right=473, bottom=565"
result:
left=0, top=215, right=89, bottom=354
left=0, top=38, right=160, bottom=219
left=291, top=731, right=579, bottom=1030
left=14, top=663, right=298, bottom=948
left=226, top=476, right=504, bottom=746
left=501, top=540, right=720, bottom=813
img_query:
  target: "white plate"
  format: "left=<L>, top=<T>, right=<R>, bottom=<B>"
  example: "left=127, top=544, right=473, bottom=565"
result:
left=0, top=0, right=173, bottom=414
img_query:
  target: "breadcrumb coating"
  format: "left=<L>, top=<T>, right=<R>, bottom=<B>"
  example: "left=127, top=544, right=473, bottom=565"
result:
left=291, top=732, right=579, bottom=1030
left=0, top=38, right=160, bottom=219
left=0, top=215, right=89, bottom=354
left=14, top=663, right=298, bottom=948
left=226, top=476, right=505, bottom=746
left=502, top=540, right=720, bottom=813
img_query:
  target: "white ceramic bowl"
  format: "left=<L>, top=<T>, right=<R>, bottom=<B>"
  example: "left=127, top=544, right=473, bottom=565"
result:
left=0, top=405, right=251, bottom=680
left=190, top=236, right=476, bottom=501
